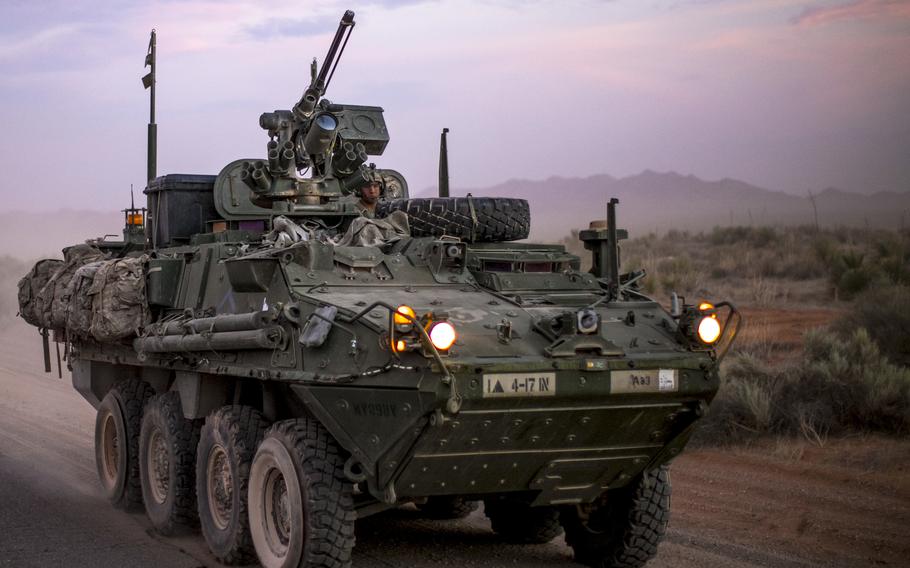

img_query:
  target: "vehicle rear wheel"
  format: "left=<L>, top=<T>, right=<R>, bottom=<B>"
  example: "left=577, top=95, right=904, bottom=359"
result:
left=484, top=499, right=563, bottom=544
left=376, top=196, right=530, bottom=243
left=561, top=465, right=671, bottom=568
left=94, top=378, right=154, bottom=510
left=139, top=391, right=201, bottom=535
left=248, top=418, right=355, bottom=568
left=416, top=496, right=479, bottom=520
left=197, top=406, right=269, bottom=565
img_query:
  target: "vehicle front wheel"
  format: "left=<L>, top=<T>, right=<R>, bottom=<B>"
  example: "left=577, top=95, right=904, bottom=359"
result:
left=94, top=378, right=154, bottom=510
left=561, top=465, right=672, bottom=568
left=139, top=391, right=201, bottom=535
left=248, top=418, right=355, bottom=568
left=197, top=406, right=269, bottom=565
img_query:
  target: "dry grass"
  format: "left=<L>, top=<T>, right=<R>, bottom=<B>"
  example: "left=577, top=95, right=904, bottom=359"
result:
left=561, top=225, right=910, bottom=307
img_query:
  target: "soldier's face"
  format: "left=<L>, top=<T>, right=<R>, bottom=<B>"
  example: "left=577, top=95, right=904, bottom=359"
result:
left=361, top=183, right=380, bottom=204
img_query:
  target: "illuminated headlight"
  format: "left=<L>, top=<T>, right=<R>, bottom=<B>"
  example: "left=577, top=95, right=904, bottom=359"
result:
left=697, top=316, right=721, bottom=344
left=429, top=321, right=457, bottom=351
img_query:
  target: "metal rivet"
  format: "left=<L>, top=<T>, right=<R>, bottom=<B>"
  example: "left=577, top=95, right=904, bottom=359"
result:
left=567, top=434, right=577, bottom=442
left=580, top=416, right=591, bottom=425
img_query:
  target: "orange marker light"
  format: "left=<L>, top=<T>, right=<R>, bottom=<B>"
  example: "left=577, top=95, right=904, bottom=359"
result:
left=394, top=305, right=416, bottom=326
left=394, top=339, right=407, bottom=353
left=698, top=302, right=714, bottom=311
left=127, top=213, right=144, bottom=226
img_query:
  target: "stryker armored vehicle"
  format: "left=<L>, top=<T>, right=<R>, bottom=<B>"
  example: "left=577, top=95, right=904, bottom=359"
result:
left=17, top=11, right=739, bottom=568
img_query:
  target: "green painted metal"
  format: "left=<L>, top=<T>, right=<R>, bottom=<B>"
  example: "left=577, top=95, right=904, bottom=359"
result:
left=56, top=9, right=739, bottom=517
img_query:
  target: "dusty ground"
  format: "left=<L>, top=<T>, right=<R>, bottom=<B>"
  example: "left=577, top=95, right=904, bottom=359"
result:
left=0, top=317, right=907, bottom=567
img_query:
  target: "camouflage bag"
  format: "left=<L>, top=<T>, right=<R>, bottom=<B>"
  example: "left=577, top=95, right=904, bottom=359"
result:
left=17, top=259, right=64, bottom=328
left=41, top=244, right=105, bottom=330
left=90, top=255, right=151, bottom=342
left=65, top=260, right=107, bottom=338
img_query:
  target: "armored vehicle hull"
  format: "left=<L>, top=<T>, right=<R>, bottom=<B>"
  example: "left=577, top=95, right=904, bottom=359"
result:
left=17, top=10, right=738, bottom=568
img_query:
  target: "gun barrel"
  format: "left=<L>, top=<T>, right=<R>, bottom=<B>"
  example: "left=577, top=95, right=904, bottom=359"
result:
left=293, top=10, right=355, bottom=118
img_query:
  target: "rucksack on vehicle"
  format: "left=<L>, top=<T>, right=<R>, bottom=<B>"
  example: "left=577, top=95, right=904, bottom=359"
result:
left=17, top=259, right=64, bottom=328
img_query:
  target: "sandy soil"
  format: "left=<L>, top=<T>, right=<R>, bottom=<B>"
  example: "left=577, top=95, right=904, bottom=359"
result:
left=0, top=317, right=907, bottom=567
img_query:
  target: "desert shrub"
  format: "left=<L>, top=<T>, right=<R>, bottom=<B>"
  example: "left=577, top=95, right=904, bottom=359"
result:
left=782, top=328, right=910, bottom=435
left=657, top=255, right=700, bottom=295
left=697, top=353, right=781, bottom=443
left=833, top=285, right=910, bottom=367
left=709, top=226, right=778, bottom=247
left=698, top=327, right=910, bottom=444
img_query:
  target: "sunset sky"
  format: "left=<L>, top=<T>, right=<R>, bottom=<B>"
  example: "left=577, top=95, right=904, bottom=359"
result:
left=0, top=0, right=908, bottom=210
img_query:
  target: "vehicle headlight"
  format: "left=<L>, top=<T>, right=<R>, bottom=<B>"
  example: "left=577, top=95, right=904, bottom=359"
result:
left=428, top=321, right=457, bottom=351
left=697, top=316, right=721, bottom=344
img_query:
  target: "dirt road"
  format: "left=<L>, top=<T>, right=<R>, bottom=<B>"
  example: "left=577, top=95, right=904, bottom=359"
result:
left=1, top=318, right=907, bottom=567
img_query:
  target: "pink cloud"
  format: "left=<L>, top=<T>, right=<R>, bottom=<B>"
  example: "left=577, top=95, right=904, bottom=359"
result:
left=792, top=0, right=910, bottom=27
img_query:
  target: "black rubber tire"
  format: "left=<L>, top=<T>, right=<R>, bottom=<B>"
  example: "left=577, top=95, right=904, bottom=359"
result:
left=484, top=499, right=564, bottom=544
left=416, top=496, right=479, bottom=520
left=249, top=418, right=355, bottom=568
left=561, top=466, right=672, bottom=568
left=94, top=378, right=155, bottom=511
left=197, top=406, right=269, bottom=565
left=376, top=196, right=530, bottom=243
left=139, top=391, right=201, bottom=535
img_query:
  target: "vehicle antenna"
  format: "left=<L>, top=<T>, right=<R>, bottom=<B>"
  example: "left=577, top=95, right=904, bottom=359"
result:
left=142, top=29, right=157, bottom=184
left=438, top=128, right=450, bottom=198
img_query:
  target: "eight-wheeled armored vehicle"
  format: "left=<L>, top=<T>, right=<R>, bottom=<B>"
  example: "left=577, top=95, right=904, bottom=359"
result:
left=17, top=11, right=739, bottom=568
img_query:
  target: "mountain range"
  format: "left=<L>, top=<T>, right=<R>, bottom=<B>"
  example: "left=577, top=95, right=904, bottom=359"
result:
left=451, top=170, right=910, bottom=241
left=2, top=171, right=907, bottom=260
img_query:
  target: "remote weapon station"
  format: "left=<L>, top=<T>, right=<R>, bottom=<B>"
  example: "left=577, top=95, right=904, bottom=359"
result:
left=17, top=11, right=739, bottom=568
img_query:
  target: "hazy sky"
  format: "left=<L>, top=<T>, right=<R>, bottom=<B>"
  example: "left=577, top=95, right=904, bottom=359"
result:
left=1, top=0, right=908, bottom=211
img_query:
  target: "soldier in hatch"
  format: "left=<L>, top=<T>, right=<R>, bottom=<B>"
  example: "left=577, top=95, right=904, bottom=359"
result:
left=352, top=176, right=381, bottom=218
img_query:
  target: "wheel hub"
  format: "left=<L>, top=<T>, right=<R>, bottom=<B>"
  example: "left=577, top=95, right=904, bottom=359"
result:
left=266, top=469, right=291, bottom=547
left=207, top=445, right=233, bottom=530
left=147, top=428, right=170, bottom=504
left=101, top=412, right=120, bottom=485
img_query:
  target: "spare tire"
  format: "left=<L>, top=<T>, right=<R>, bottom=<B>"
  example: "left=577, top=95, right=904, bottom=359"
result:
left=376, top=196, right=530, bottom=243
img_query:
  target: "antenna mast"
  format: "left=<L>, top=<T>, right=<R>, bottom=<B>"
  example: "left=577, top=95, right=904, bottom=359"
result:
left=438, top=128, right=450, bottom=198
left=142, top=30, right=157, bottom=183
